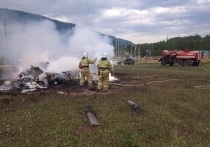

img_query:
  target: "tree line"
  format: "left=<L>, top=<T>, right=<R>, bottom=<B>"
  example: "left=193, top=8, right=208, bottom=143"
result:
left=117, top=34, right=210, bottom=57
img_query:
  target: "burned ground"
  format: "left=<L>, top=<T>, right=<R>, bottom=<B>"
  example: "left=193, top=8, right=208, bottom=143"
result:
left=0, top=64, right=210, bottom=146
left=0, top=64, right=209, bottom=109
left=0, top=75, right=137, bottom=102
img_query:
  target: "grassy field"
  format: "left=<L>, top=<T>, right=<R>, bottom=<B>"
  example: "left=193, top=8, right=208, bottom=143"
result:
left=0, top=63, right=210, bottom=147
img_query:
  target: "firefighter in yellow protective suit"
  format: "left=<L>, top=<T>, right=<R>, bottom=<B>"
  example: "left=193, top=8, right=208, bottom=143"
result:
left=79, top=53, right=97, bottom=88
left=97, top=52, right=112, bottom=92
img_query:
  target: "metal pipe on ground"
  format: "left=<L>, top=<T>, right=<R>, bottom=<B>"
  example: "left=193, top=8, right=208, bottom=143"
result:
left=85, top=105, right=100, bottom=126
left=128, top=100, right=144, bottom=114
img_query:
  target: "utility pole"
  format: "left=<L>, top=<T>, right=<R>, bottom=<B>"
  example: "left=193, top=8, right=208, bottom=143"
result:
left=118, top=39, right=120, bottom=58
left=3, top=19, right=9, bottom=64
left=117, top=39, right=120, bottom=57
left=134, top=45, right=138, bottom=57
left=115, top=39, right=117, bottom=57
left=131, top=45, right=132, bottom=56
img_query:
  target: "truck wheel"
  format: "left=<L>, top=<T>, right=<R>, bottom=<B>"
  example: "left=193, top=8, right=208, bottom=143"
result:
left=184, top=60, right=191, bottom=67
left=193, top=62, right=199, bottom=66
left=169, top=62, right=174, bottom=66
left=161, top=60, right=165, bottom=66
left=177, top=60, right=183, bottom=67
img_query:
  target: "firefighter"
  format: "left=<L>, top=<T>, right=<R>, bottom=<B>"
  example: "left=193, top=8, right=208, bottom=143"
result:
left=79, top=53, right=97, bottom=88
left=97, top=52, right=112, bottom=92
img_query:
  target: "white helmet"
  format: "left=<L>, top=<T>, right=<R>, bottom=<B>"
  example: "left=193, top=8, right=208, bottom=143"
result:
left=102, top=52, right=108, bottom=58
left=83, top=52, right=88, bottom=58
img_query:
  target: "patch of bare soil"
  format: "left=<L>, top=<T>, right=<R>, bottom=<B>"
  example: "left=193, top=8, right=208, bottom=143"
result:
left=0, top=73, right=154, bottom=105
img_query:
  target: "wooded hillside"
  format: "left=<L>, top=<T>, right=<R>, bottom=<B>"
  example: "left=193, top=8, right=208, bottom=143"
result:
left=119, top=35, right=210, bottom=57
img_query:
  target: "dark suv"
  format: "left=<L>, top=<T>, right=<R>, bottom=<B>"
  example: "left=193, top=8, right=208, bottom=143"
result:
left=124, top=58, right=135, bottom=65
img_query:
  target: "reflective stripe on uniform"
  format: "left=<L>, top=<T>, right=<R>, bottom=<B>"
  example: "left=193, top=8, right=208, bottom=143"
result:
left=81, top=68, right=89, bottom=71
left=98, top=59, right=112, bottom=72
left=98, top=60, right=109, bottom=68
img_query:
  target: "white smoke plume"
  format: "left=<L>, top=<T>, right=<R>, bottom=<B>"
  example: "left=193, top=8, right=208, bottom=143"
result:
left=0, top=20, right=114, bottom=76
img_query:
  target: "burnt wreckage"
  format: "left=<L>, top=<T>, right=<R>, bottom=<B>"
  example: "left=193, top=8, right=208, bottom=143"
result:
left=0, top=66, right=80, bottom=93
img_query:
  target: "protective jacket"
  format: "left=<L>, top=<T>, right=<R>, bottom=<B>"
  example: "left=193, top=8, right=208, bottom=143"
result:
left=97, top=60, right=112, bottom=71
left=97, top=59, right=112, bottom=92
left=79, top=58, right=95, bottom=70
left=79, top=57, right=96, bottom=87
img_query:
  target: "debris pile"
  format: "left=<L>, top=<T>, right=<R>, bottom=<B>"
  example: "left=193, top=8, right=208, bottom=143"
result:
left=0, top=65, right=80, bottom=93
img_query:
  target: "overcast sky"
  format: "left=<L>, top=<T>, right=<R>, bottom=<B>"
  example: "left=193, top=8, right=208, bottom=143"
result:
left=1, top=0, right=210, bottom=44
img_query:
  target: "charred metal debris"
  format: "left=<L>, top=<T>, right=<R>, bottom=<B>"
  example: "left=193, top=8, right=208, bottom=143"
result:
left=0, top=65, right=80, bottom=93
left=128, top=100, right=145, bottom=114
left=84, top=101, right=144, bottom=127
left=85, top=105, right=100, bottom=126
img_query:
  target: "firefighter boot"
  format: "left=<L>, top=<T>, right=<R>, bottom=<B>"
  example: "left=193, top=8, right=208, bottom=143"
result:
left=88, top=85, right=96, bottom=91
left=96, top=89, right=101, bottom=92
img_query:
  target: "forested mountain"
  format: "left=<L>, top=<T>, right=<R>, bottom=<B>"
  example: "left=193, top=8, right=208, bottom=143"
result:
left=0, top=8, right=133, bottom=46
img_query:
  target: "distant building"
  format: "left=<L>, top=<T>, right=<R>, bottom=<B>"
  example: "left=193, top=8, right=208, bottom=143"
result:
left=203, top=50, right=209, bottom=57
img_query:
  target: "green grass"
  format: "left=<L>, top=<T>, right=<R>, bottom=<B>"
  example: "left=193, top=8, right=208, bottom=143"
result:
left=0, top=63, right=210, bottom=146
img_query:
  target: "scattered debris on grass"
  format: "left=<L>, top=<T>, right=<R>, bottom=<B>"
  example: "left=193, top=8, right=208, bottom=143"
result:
left=147, top=79, right=179, bottom=85
left=85, top=105, right=100, bottom=126
left=57, top=91, right=66, bottom=95
left=203, top=68, right=210, bottom=72
left=194, top=85, right=210, bottom=89
left=128, top=100, right=144, bottom=114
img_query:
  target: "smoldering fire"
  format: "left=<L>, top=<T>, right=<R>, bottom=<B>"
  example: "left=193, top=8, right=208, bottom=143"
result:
left=0, top=20, right=118, bottom=92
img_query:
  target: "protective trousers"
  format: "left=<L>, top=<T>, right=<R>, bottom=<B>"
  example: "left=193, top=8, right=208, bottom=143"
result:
left=97, top=70, right=109, bottom=92
left=80, top=69, right=92, bottom=87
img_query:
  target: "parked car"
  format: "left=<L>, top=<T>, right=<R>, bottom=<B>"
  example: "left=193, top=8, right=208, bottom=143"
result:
left=124, top=57, right=135, bottom=65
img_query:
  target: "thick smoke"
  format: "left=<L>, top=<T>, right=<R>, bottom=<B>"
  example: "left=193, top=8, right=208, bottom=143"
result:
left=0, top=20, right=114, bottom=76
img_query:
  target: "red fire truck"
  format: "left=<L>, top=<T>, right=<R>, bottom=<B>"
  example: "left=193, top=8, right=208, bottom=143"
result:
left=159, top=49, right=203, bottom=67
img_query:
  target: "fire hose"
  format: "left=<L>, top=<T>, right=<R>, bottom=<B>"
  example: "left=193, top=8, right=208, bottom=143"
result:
left=92, top=79, right=137, bottom=87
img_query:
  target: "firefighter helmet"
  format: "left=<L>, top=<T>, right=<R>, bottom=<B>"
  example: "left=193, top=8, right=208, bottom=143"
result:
left=102, top=52, right=108, bottom=58
left=83, top=53, right=88, bottom=58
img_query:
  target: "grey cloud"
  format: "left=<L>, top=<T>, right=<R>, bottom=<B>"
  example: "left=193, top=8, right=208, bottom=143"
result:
left=0, top=0, right=210, bottom=43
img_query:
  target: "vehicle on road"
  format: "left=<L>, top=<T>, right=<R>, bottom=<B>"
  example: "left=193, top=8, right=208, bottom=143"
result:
left=124, top=57, right=135, bottom=65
